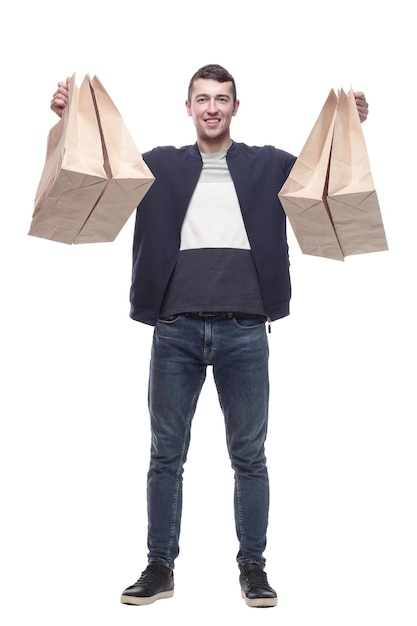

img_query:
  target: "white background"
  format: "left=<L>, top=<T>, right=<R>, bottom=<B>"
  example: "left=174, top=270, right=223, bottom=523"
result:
left=1, top=1, right=416, bottom=624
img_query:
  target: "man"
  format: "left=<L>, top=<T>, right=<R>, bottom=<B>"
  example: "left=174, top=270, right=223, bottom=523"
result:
left=51, top=65, right=369, bottom=608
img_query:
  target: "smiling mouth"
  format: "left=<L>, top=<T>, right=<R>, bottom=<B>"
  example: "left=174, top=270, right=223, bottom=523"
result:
left=205, top=118, right=220, bottom=125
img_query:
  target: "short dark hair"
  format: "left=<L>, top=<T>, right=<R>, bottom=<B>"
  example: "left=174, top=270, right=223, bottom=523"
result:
left=187, top=64, right=237, bottom=103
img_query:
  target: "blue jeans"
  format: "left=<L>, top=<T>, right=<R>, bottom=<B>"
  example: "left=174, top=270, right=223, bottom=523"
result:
left=147, top=313, right=270, bottom=570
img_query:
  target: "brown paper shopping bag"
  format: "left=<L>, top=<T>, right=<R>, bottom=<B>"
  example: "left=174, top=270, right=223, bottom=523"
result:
left=29, top=75, right=108, bottom=244
left=278, top=89, right=388, bottom=260
left=29, top=74, right=155, bottom=244
left=326, top=89, right=388, bottom=256
left=278, top=89, right=344, bottom=260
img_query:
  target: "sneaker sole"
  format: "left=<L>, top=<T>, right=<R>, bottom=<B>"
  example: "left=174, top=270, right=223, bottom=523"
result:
left=121, top=590, right=174, bottom=606
left=241, top=591, right=277, bottom=608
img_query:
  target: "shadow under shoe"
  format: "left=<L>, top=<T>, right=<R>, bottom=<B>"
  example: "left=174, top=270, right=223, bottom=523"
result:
left=121, top=562, right=174, bottom=606
left=239, top=563, right=277, bottom=608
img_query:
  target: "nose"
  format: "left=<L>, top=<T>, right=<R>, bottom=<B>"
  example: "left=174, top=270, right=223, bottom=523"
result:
left=207, top=98, right=219, bottom=113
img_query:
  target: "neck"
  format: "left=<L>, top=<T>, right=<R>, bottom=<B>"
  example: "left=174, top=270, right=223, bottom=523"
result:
left=197, top=135, right=232, bottom=154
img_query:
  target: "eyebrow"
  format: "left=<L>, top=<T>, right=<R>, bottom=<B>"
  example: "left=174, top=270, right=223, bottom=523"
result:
left=194, top=92, right=231, bottom=99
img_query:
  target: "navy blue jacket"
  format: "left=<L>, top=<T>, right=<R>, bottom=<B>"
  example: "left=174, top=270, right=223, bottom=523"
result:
left=130, top=141, right=296, bottom=326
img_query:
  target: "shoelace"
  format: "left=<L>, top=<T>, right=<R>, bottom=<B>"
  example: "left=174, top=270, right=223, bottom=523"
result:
left=242, top=570, right=269, bottom=589
left=136, top=568, right=163, bottom=585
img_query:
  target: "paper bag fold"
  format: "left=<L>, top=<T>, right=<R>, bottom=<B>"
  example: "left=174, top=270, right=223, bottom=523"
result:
left=326, top=89, right=388, bottom=256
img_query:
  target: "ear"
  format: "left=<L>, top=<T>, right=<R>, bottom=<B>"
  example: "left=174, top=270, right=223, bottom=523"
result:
left=185, top=100, right=192, bottom=117
left=232, top=99, right=240, bottom=116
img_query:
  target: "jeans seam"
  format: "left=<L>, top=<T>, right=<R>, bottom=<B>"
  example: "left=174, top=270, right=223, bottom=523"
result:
left=222, top=400, right=246, bottom=559
left=235, top=471, right=246, bottom=555
left=166, top=376, right=205, bottom=565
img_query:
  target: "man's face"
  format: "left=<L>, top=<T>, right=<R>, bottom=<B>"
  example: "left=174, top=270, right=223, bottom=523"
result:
left=186, top=78, right=239, bottom=148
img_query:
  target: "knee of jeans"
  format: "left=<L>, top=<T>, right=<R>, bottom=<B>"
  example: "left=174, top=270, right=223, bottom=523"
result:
left=231, top=449, right=268, bottom=474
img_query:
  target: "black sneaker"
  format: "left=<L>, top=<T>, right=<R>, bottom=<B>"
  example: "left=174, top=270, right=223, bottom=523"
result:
left=239, top=563, right=277, bottom=607
left=120, top=562, right=174, bottom=605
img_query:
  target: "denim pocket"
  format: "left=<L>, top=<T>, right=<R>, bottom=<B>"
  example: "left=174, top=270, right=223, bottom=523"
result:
left=234, top=315, right=266, bottom=329
left=158, top=314, right=182, bottom=324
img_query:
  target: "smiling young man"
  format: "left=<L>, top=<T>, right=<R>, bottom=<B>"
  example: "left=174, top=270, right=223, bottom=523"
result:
left=50, top=64, right=369, bottom=608
left=185, top=75, right=239, bottom=152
